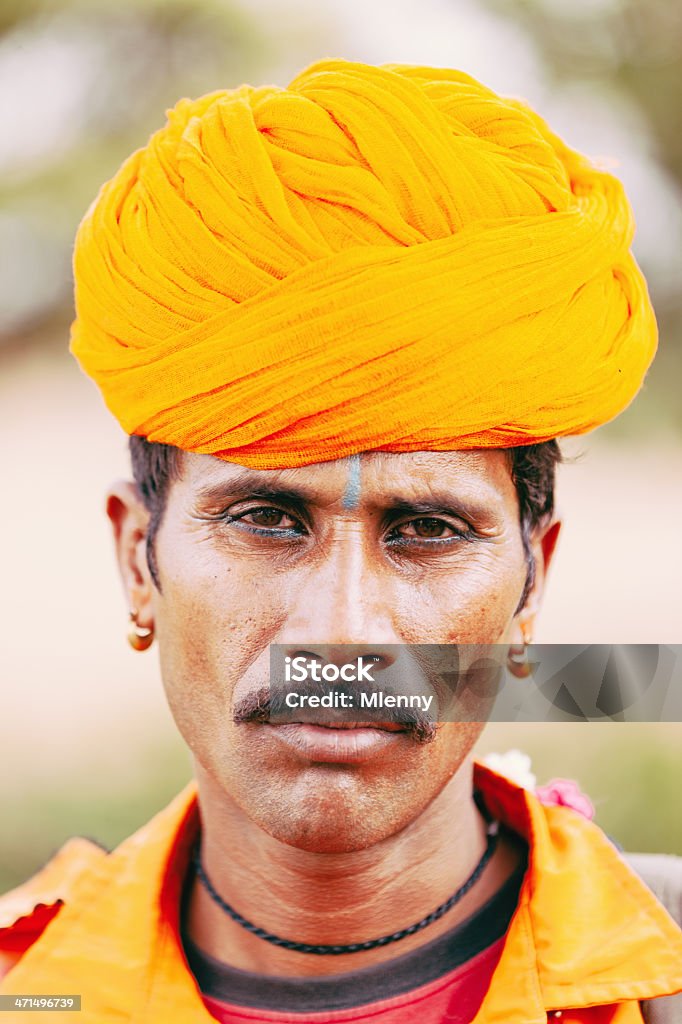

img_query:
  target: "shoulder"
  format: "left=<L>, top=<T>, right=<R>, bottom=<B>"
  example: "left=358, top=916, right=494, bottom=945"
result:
left=0, top=838, right=107, bottom=979
left=623, top=853, right=682, bottom=1024
left=623, top=852, right=682, bottom=923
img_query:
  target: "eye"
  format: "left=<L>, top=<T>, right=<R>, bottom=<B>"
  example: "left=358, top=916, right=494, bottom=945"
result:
left=401, top=517, right=453, bottom=538
left=227, top=505, right=307, bottom=537
left=242, top=508, right=298, bottom=529
left=387, top=516, right=470, bottom=545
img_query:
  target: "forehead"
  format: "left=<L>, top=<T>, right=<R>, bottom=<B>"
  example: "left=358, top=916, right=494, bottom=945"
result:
left=176, top=449, right=518, bottom=511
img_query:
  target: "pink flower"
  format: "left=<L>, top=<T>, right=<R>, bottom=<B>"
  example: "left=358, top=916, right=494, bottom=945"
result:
left=535, top=778, right=595, bottom=820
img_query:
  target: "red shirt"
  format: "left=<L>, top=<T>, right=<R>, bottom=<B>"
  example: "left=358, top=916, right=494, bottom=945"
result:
left=200, top=937, right=505, bottom=1024
left=182, top=831, right=526, bottom=1024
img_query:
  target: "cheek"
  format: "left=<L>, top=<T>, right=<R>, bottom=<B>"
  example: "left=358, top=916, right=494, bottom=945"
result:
left=393, top=543, right=528, bottom=644
left=151, top=542, right=288, bottom=755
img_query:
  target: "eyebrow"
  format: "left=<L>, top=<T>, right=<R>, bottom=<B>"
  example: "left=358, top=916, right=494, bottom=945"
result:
left=381, top=495, right=496, bottom=524
left=194, top=474, right=496, bottom=522
left=195, top=473, right=319, bottom=507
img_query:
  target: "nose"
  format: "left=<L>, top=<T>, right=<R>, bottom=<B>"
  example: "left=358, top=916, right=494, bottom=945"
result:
left=276, top=529, right=402, bottom=662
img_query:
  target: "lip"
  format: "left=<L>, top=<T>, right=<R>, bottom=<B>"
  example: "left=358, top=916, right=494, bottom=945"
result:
left=266, top=722, right=408, bottom=763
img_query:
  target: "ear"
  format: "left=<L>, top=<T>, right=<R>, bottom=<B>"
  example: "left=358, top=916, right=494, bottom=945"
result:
left=512, top=517, right=562, bottom=643
left=106, top=481, right=155, bottom=630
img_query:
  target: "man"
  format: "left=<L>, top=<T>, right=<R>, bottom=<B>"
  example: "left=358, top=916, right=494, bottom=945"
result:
left=1, top=60, right=680, bottom=1022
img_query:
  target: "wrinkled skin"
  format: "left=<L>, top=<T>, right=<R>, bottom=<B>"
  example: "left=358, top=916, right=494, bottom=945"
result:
left=108, top=449, right=560, bottom=975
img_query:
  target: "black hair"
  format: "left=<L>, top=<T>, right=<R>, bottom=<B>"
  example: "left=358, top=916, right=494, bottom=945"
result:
left=129, top=435, right=561, bottom=609
left=506, top=442, right=561, bottom=610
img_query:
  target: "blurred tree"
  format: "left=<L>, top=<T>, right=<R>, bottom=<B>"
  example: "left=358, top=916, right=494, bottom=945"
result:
left=481, top=0, right=681, bottom=182
left=477, top=0, right=682, bottom=433
left=0, top=0, right=320, bottom=341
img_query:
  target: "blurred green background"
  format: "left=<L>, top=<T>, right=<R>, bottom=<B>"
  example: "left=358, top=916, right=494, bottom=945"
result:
left=1, top=0, right=680, bottom=893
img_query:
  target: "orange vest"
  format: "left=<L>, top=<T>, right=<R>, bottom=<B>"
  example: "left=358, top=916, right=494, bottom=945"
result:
left=1, top=762, right=681, bottom=1023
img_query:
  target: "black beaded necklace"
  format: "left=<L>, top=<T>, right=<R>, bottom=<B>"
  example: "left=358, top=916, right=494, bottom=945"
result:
left=191, top=796, right=499, bottom=957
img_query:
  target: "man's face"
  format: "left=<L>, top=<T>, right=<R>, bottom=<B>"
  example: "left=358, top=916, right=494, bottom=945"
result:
left=112, top=450, right=552, bottom=852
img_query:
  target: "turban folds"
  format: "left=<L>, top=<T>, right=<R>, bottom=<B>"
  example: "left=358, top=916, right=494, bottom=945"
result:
left=70, top=60, right=657, bottom=468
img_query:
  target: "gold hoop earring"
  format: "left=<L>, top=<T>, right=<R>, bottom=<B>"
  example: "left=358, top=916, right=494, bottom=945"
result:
left=507, top=623, right=533, bottom=679
left=128, top=609, right=154, bottom=652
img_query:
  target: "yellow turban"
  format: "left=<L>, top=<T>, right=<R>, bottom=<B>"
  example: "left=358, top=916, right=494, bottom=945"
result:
left=70, top=60, right=657, bottom=468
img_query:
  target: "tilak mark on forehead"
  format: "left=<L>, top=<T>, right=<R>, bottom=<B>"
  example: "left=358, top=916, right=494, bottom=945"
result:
left=342, top=453, right=362, bottom=510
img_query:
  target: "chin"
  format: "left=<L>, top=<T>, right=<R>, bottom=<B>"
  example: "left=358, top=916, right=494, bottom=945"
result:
left=248, top=776, right=416, bottom=854
left=259, top=814, right=397, bottom=854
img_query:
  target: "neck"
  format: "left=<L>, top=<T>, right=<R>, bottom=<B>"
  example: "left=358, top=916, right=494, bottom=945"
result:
left=184, top=757, right=523, bottom=977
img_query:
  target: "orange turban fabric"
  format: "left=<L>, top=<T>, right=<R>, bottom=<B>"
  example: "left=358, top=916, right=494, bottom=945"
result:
left=70, top=60, right=657, bottom=468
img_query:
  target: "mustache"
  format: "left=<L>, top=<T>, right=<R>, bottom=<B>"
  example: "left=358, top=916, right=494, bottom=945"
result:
left=233, top=680, right=438, bottom=745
